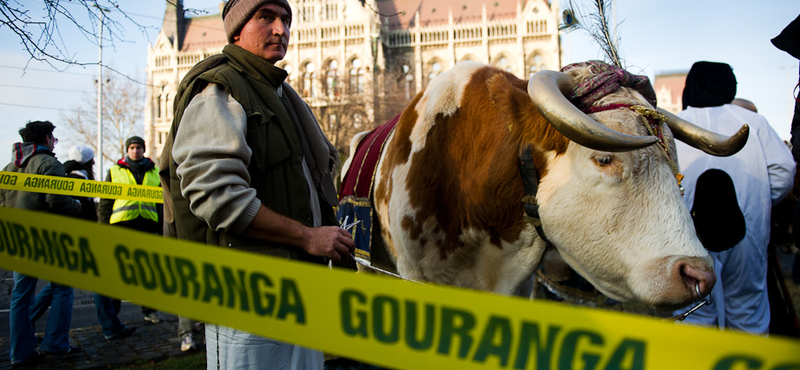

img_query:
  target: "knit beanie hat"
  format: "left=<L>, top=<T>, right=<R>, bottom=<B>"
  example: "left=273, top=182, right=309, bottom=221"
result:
left=125, top=136, right=145, bottom=151
left=69, top=145, right=95, bottom=165
left=223, top=0, right=293, bottom=43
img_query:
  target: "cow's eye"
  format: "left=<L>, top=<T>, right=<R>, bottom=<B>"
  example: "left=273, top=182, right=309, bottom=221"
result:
left=594, top=155, right=613, bottom=166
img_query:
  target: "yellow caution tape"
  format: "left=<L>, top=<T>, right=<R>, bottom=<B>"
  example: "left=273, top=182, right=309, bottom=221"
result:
left=1, top=206, right=799, bottom=370
left=0, top=171, right=162, bottom=203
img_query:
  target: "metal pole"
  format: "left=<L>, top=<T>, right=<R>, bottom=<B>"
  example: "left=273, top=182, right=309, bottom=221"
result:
left=612, top=0, right=618, bottom=41
left=97, top=8, right=104, bottom=178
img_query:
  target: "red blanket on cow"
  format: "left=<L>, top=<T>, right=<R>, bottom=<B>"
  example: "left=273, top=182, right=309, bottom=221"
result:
left=337, top=114, right=399, bottom=264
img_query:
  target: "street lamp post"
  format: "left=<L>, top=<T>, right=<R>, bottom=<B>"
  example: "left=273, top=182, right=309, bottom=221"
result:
left=97, top=6, right=106, bottom=178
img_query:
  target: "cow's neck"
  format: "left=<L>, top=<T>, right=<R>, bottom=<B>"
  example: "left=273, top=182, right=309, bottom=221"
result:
left=519, top=145, right=550, bottom=245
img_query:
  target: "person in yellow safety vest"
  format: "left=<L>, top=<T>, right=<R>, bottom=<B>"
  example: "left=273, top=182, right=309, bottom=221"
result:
left=97, top=135, right=164, bottom=324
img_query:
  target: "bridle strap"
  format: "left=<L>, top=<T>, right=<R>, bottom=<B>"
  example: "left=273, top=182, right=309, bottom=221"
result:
left=519, top=145, right=551, bottom=245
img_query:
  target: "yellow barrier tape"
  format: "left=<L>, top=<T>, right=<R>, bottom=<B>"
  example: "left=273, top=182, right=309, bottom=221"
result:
left=1, top=207, right=798, bottom=370
left=0, top=171, right=163, bottom=203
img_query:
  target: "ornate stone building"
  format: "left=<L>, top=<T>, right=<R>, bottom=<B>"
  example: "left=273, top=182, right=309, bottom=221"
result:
left=654, top=71, right=688, bottom=114
left=145, top=0, right=561, bottom=161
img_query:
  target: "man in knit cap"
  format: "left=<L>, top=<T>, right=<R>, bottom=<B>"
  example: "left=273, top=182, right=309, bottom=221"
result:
left=98, top=135, right=164, bottom=325
left=159, top=0, right=354, bottom=368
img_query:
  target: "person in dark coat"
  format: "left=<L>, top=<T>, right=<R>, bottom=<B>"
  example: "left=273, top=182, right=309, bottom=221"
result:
left=28, top=145, right=137, bottom=340
left=1, top=121, right=81, bottom=365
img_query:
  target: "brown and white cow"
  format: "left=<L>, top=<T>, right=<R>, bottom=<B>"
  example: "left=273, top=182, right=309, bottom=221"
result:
left=345, top=61, right=748, bottom=309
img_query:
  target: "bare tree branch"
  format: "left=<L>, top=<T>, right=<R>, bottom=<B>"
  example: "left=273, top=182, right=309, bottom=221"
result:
left=59, top=74, right=144, bottom=164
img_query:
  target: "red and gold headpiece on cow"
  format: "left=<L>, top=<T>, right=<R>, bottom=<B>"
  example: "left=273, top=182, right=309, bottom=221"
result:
left=562, top=60, right=657, bottom=111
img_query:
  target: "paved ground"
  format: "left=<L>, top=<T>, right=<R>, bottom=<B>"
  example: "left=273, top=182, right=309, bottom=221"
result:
left=0, top=269, right=204, bottom=369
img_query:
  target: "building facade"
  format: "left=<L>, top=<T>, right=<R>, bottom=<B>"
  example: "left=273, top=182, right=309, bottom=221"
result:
left=653, top=71, right=688, bottom=115
left=145, top=0, right=561, bottom=161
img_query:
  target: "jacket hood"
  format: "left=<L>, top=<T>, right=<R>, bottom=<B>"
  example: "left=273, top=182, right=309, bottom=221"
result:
left=12, top=142, right=54, bottom=168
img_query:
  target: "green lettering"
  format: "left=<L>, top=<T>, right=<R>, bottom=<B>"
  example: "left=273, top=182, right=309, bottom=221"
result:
left=134, top=249, right=157, bottom=290
left=404, top=301, right=435, bottom=350
left=372, top=295, right=399, bottom=343
left=175, top=258, right=200, bottom=299
left=60, top=233, right=78, bottom=270
left=559, top=330, right=603, bottom=370
left=23, top=177, right=31, bottom=187
left=201, top=263, right=224, bottom=305
left=514, top=323, right=560, bottom=370
left=30, top=228, right=48, bottom=263
left=341, top=289, right=367, bottom=337
left=473, top=315, right=512, bottom=367
left=250, top=272, right=275, bottom=316
left=13, top=223, right=31, bottom=259
left=277, top=279, right=305, bottom=324
left=42, top=230, right=64, bottom=268
left=604, top=339, right=645, bottom=370
left=712, top=356, right=762, bottom=370
left=78, top=237, right=98, bottom=276
left=222, top=267, right=249, bottom=311
left=114, top=245, right=138, bottom=285
left=0, top=221, right=8, bottom=254
left=153, top=255, right=178, bottom=295
left=438, top=306, right=475, bottom=359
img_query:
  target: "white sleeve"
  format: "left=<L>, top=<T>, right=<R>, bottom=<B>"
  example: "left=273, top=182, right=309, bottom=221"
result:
left=759, top=121, right=796, bottom=205
left=172, top=83, right=261, bottom=233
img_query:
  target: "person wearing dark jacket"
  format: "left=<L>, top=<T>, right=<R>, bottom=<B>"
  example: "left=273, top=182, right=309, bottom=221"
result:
left=97, top=136, right=163, bottom=324
left=28, top=145, right=137, bottom=340
left=161, top=0, right=354, bottom=367
left=1, top=121, right=81, bottom=366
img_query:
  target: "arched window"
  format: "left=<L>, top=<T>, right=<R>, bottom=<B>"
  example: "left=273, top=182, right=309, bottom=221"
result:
left=349, top=58, right=364, bottom=95
left=302, top=62, right=316, bottom=98
left=401, top=63, right=414, bottom=100
left=353, top=112, right=364, bottom=129
left=164, top=93, right=172, bottom=119
left=495, top=56, right=512, bottom=73
left=527, top=53, right=548, bottom=78
left=426, top=61, right=442, bottom=85
left=324, top=60, right=339, bottom=98
left=156, top=94, right=162, bottom=118
left=281, top=63, right=294, bottom=85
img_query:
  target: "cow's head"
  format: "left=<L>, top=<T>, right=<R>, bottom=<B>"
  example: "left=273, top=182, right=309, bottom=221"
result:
left=528, top=62, right=748, bottom=309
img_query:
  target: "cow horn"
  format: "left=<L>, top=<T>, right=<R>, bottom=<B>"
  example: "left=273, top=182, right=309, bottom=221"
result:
left=658, top=108, right=749, bottom=157
left=528, top=70, right=658, bottom=152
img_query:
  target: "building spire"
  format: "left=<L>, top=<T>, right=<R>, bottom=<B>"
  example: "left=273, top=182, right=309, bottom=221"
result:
left=162, top=0, right=185, bottom=49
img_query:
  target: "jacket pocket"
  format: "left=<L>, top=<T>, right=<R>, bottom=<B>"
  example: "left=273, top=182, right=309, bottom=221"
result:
left=247, top=110, right=291, bottom=171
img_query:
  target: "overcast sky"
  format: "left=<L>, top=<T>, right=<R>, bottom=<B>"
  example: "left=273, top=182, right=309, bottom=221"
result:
left=0, top=0, right=798, bottom=169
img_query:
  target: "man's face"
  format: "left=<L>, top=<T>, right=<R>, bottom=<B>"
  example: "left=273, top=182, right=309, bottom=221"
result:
left=127, top=143, right=144, bottom=161
left=45, top=133, right=56, bottom=151
left=234, top=3, right=291, bottom=64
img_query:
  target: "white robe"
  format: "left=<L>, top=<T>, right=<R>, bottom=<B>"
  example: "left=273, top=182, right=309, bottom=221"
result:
left=675, top=104, right=795, bottom=334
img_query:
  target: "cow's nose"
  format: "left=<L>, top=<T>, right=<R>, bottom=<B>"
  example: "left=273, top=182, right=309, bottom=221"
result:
left=676, top=260, right=716, bottom=300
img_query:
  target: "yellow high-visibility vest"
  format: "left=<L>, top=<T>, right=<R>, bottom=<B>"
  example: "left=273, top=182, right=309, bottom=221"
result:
left=109, top=164, right=160, bottom=224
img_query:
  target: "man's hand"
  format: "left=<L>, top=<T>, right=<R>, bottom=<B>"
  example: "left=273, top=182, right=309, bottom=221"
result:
left=301, top=226, right=355, bottom=263
left=243, top=205, right=355, bottom=263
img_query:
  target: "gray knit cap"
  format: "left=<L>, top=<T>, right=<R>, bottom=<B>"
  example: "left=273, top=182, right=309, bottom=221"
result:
left=223, top=0, right=293, bottom=43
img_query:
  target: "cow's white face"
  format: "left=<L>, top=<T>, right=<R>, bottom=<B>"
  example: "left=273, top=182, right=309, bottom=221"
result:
left=536, top=89, right=714, bottom=308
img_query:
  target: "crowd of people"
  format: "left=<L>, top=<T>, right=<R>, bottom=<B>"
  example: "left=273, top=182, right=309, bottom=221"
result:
left=2, top=0, right=800, bottom=368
